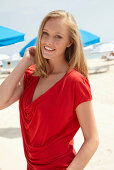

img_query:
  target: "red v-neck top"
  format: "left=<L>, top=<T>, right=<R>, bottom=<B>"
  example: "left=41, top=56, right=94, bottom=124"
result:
left=19, top=65, right=92, bottom=170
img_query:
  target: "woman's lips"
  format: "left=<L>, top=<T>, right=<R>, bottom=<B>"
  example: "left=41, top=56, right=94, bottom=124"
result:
left=44, top=46, right=55, bottom=52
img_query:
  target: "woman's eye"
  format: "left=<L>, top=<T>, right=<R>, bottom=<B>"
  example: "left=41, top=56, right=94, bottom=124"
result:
left=42, top=32, right=48, bottom=36
left=55, top=35, right=62, bottom=39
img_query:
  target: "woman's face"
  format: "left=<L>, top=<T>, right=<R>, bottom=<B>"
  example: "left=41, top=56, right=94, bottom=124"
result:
left=40, top=17, right=72, bottom=61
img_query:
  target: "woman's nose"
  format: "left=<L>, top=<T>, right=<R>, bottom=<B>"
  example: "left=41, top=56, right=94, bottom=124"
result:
left=46, top=36, right=54, bottom=45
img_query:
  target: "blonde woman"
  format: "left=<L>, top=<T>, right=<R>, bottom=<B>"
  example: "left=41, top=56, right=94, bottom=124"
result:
left=0, top=10, right=99, bottom=170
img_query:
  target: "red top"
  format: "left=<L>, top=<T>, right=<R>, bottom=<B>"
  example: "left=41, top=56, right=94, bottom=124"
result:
left=19, top=65, right=92, bottom=170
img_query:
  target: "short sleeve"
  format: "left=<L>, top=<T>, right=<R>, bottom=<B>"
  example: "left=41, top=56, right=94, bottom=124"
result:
left=23, top=65, right=36, bottom=89
left=74, top=75, right=92, bottom=111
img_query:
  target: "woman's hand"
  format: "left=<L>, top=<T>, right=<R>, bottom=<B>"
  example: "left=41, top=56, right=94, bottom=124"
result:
left=0, top=46, right=37, bottom=109
left=23, top=46, right=36, bottom=67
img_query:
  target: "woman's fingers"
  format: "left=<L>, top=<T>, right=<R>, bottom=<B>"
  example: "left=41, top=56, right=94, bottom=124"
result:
left=29, top=46, right=36, bottom=57
left=23, top=46, right=36, bottom=65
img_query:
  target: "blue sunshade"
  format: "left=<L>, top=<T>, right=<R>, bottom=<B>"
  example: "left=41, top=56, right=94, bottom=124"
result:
left=19, top=29, right=100, bottom=57
left=19, top=37, right=37, bottom=57
left=79, top=29, right=100, bottom=47
left=0, top=26, right=25, bottom=47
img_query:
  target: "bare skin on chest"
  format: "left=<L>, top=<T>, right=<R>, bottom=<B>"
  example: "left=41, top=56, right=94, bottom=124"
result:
left=32, top=72, right=66, bottom=102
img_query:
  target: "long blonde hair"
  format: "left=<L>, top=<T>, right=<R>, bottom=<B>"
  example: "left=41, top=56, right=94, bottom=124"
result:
left=34, top=10, right=89, bottom=81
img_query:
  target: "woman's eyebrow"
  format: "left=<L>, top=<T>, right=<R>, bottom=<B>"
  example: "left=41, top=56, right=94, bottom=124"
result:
left=55, top=32, right=64, bottom=36
left=43, top=29, right=48, bottom=31
left=43, top=29, right=64, bottom=36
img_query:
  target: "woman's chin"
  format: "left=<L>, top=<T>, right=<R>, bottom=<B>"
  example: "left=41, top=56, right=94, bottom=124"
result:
left=42, top=54, right=54, bottom=60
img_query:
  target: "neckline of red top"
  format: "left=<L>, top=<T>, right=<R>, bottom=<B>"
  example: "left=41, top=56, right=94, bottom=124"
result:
left=30, top=68, right=75, bottom=105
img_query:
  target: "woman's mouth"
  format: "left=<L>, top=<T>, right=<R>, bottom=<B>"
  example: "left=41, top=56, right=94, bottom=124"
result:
left=44, top=46, right=55, bottom=52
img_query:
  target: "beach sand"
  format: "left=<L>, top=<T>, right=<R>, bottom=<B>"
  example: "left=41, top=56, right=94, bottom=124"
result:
left=0, top=58, right=114, bottom=170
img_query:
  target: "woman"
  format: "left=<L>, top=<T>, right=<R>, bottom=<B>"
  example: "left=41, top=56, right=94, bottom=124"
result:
left=0, top=10, right=99, bottom=170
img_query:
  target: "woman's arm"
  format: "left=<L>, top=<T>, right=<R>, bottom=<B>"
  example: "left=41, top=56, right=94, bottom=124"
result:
left=67, top=101, right=99, bottom=170
left=0, top=47, right=36, bottom=110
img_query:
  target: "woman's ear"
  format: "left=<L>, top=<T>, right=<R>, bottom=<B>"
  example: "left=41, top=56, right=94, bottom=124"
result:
left=67, top=40, right=73, bottom=48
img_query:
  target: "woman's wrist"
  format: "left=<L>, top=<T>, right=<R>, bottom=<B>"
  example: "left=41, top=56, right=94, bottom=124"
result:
left=20, top=57, right=33, bottom=69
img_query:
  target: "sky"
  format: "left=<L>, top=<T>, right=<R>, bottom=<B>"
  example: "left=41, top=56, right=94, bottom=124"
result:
left=0, top=0, right=114, bottom=55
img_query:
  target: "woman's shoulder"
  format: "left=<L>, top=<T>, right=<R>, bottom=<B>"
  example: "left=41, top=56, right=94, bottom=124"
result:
left=24, top=65, right=37, bottom=89
left=70, top=69, right=92, bottom=110
left=68, top=68, right=91, bottom=90
left=68, top=68, right=87, bottom=83
left=25, top=64, right=36, bottom=75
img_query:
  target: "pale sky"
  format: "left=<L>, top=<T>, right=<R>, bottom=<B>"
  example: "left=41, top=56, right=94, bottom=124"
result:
left=0, top=0, right=114, bottom=55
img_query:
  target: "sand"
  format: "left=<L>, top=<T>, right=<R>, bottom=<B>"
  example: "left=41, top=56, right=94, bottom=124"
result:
left=0, top=58, right=114, bottom=170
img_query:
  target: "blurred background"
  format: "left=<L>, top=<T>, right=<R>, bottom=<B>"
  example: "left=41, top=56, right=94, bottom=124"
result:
left=0, top=0, right=114, bottom=56
left=0, top=1, right=114, bottom=170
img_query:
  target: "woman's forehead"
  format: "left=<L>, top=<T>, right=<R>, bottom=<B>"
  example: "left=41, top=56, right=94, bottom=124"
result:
left=43, top=18, right=68, bottom=34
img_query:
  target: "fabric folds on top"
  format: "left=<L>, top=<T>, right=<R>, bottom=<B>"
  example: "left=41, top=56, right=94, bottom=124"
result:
left=19, top=65, right=92, bottom=170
